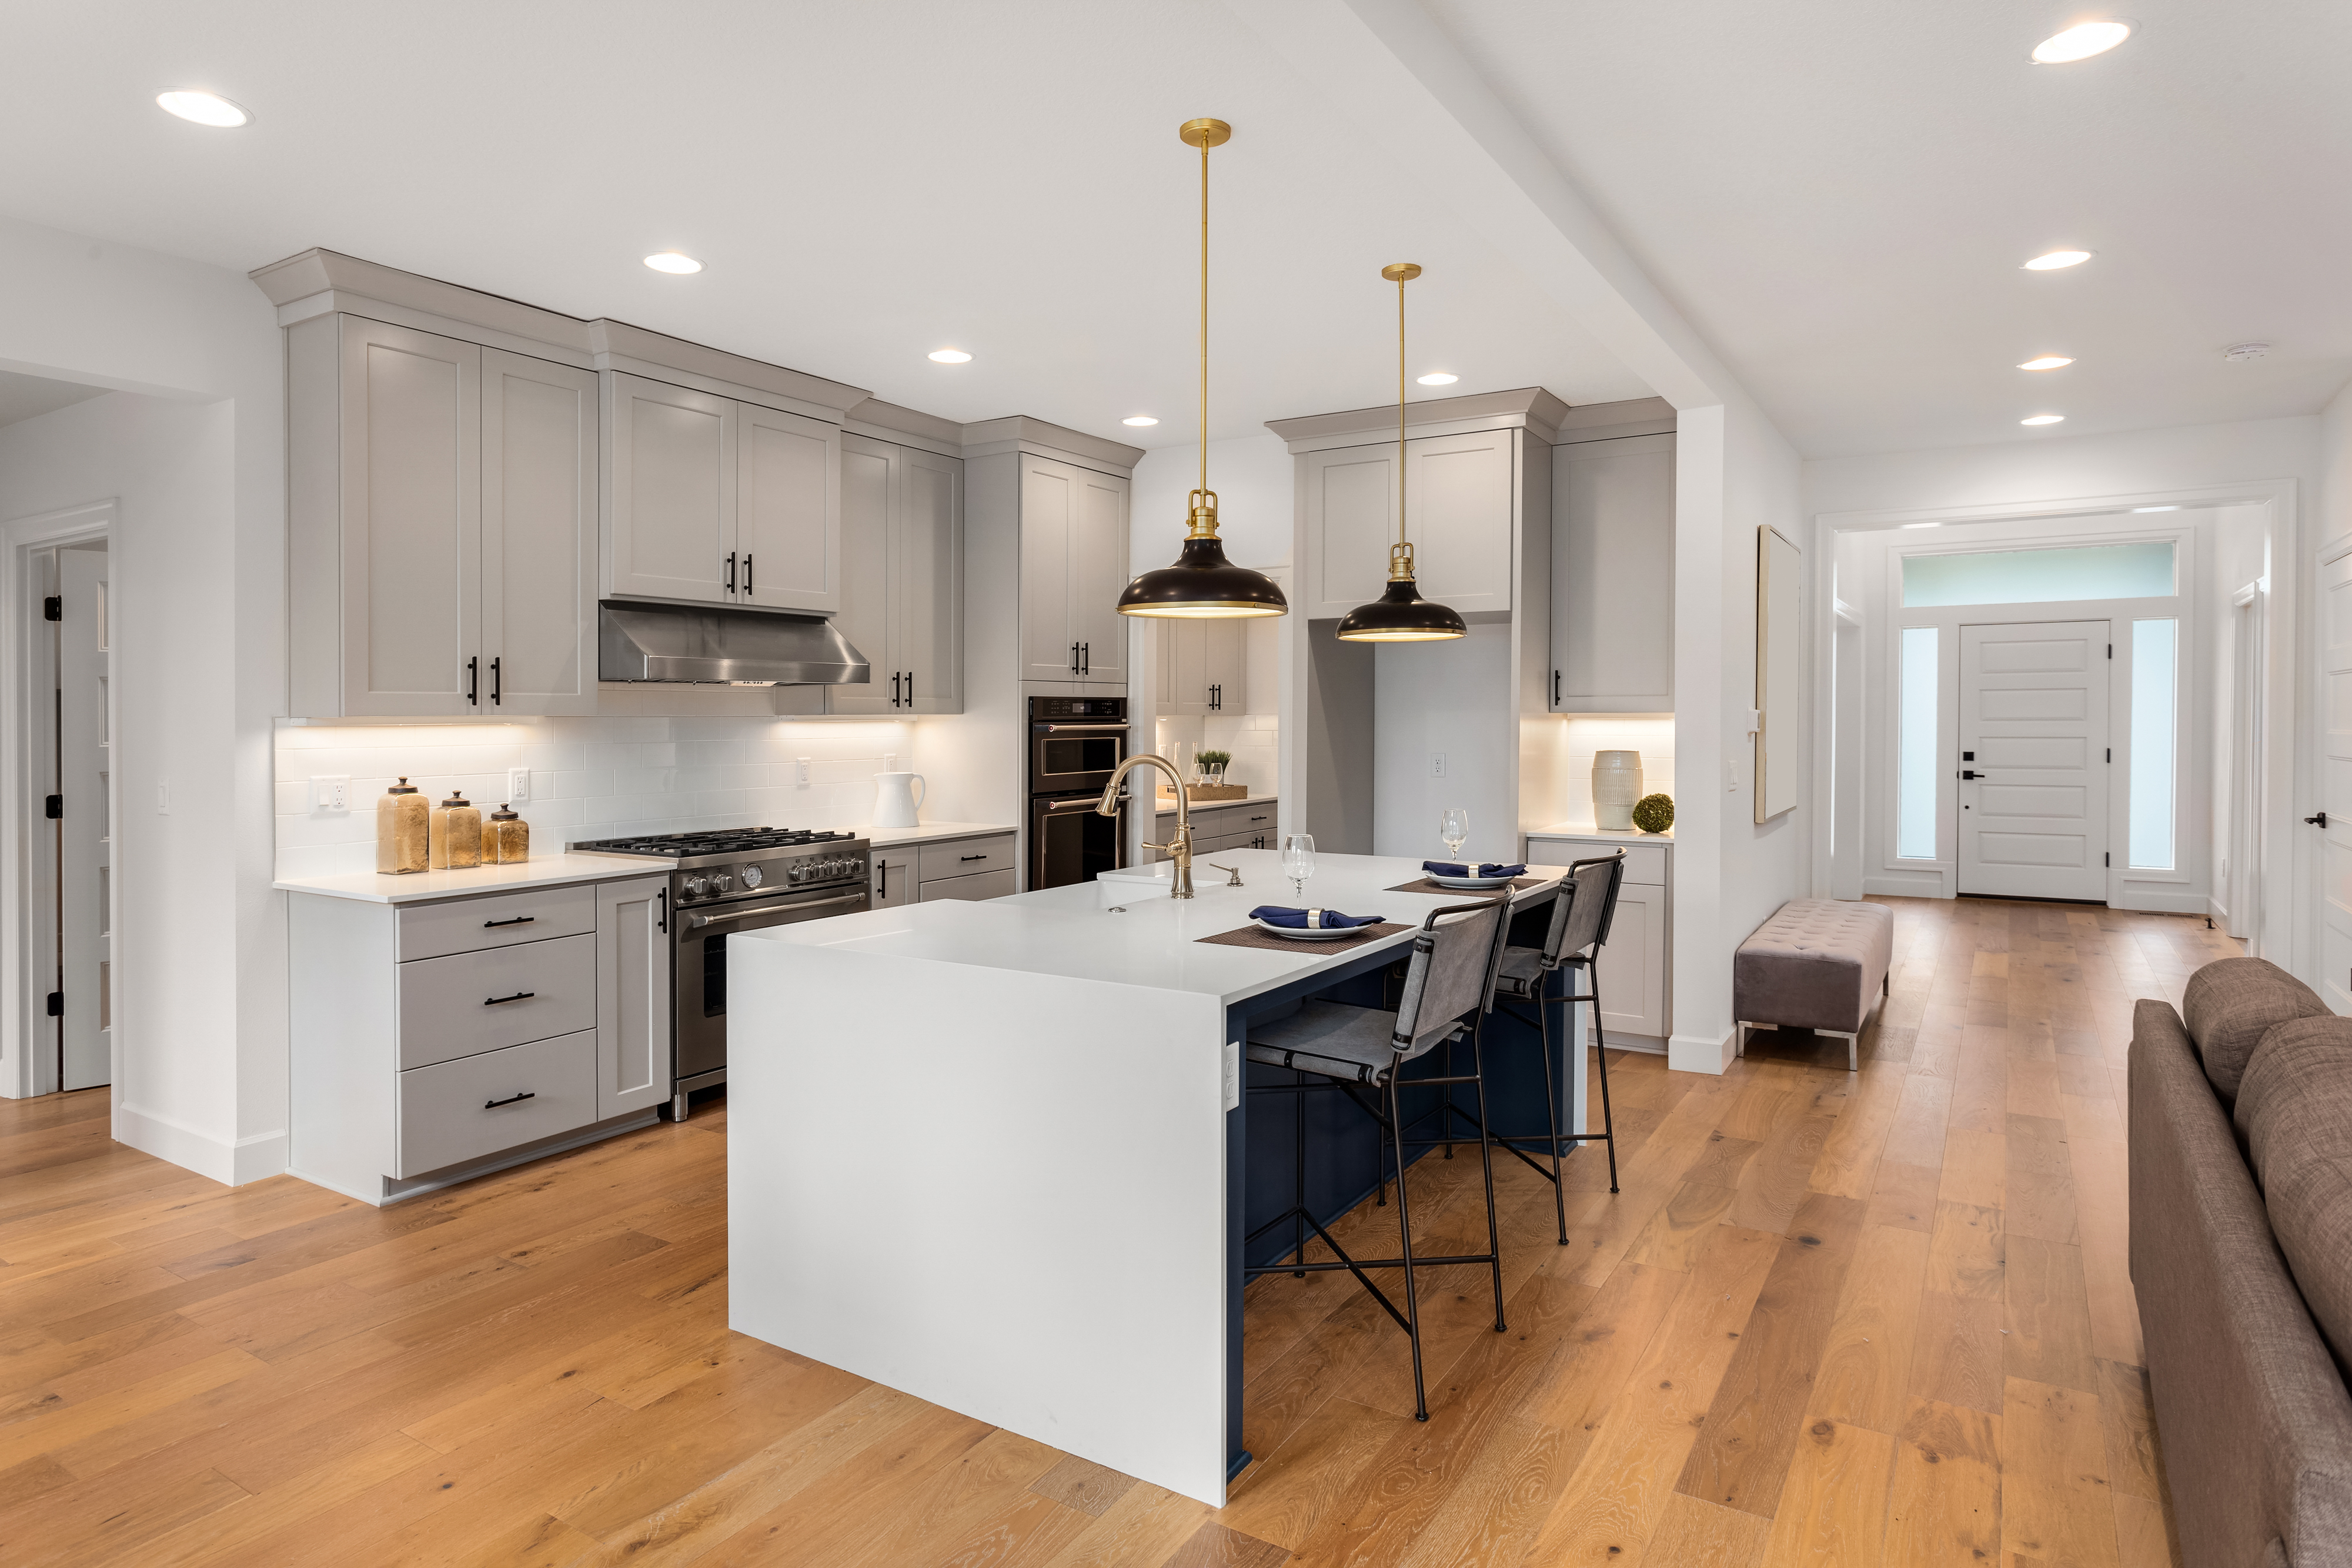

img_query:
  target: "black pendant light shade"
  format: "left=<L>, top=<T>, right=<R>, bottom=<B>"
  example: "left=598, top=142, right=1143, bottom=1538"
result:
left=1334, top=564, right=1469, bottom=641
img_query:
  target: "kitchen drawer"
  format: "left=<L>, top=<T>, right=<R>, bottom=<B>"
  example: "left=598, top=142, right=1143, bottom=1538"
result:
left=397, top=932, right=596, bottom=1071
left=1194, top=831, right=1264, bottom=857
left=917, top=867, right=1017, bottom=902
left=396, top=1028, right=597, bottom=1178
left=1526, top=837, right=1668, bottom=887
left=398, top=884, right=597, bottom=962
left=917, top=834, right=1014, bottom=883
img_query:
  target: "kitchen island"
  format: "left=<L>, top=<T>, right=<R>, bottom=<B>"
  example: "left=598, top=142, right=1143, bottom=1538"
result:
left=724, top=848, right=1584, bottom=1505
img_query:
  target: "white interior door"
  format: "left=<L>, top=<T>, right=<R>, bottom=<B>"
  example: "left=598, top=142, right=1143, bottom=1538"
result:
left=1956, top=619, right=2110, bottom=901
left=2315, top=552, right=2352, bottom=1010
left=59, top=546, right=109, bottom=1091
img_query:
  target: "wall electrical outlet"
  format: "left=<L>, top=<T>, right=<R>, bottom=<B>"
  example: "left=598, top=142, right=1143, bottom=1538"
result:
left=796, top=757, right=811, bottom=785
left=1725, top=759, right=1741, bottom=793
left=883, top=752, right=897, bottom=773
left=506, top=767, right=531, bottom=804
left=156, top=781, right=169, bottom=815
left=311, top=775, right=350, bottom=813
left=1430, top=753, right=1448, bottom=778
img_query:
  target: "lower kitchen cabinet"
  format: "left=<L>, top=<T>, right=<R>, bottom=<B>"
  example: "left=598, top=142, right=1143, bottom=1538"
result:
left=870, top=847, right=916, bottom=907
left=1524, top=831, right=1672, bottom=1048
left=1148, top=798, right=1278, bottom=861
left=918, top=867, right=1017, bottom=902
left=289, top=872, right=673, bottom=1205
left=873, top=832, right=1018, bottom=904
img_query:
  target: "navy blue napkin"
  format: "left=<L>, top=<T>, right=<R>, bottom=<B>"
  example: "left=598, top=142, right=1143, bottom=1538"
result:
left=1248, top=905, right=1384, bottom=930
left=1422, top=861, right=1526, bottom=880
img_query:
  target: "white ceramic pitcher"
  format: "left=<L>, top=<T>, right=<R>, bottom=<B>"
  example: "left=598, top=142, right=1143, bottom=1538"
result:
left=871, top=771, right=926, bottom=830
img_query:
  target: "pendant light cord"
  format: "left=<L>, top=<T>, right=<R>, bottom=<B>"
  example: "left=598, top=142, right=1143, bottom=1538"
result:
left=1199, top=133, right=1210, bottom=508
left=1396, top=273, right=1407, bottom=553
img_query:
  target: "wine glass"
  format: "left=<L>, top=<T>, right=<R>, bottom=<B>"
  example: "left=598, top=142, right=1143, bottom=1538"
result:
left=1439, top=808, right=1470, bottom=865
left=1281, top=833, right=1317, bottom=901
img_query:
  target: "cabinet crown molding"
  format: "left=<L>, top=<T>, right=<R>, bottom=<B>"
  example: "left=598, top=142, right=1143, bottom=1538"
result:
left=960, top=415, right=1143, bottom=476
left=1267, top=386, right=1573, bottom=453
left=843, top=398, right=967, bottom=456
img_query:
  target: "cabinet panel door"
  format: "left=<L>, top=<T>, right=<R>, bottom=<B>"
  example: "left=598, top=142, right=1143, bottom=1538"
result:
left=596, top=875, right=673, bottom=1119
left=897, top=447, right=963, bottom=713
left=1068, top=468, right=1130, bottom=684
left=1202, top=618, right=1246, bottom=713
left=480, top=349, right=597, bottom=716
left=606, top=372, right=733, bottom=604
left=1304, top=446, right=1395, bottom=618
left=1552, top=433, right=1675, bottom=712
left=871, top=850, right=916, bottom=908
left=1019, top=456, right=1078, bottom=679
left=1168, top=618, right=1208, bottom=715
left=737, top=402, right=840, bottom=613
left=1588, top=880, right=1666, bottom=1040
left=339, top=317, right=480, bottom=715
left=1409, top=429, right=1514, bottom=616
left=828, top=435, right=894, bottom=714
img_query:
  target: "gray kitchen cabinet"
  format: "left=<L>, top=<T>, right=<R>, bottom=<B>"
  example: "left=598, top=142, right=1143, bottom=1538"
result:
left=870, top=847, right=916, bottom=908
left=1157, top=616, right=1247, bottom=715
left=1551, top=432, right=1674, bottom=712
left=286, top=314, right=596, bottom=718
left=918, top=867, right=1017, bottom=902
left=1018, top=453, right=1128, bottom=684
left=595, top=875, right=673, bottom=1119
left=603, top=371, right=841, bottom=614
left=830, top=434, right=963, bottom=714
left=1148, top=800, right=1277, bottom=861
left=1524, top=830, right=1672, bottom=1045
left=1301, top=428, right=1518, bottom=621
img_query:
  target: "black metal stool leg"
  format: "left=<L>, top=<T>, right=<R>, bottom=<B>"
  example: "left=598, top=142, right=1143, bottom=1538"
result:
left=1387, top=1074, right=1429, bottom=1422
left=1469, top=1023, right=1506, bottom=1333
left=1293, top=1072, right=1308, bottom=1277
left=1535, top=968, right=1568, bottom=1243
left=1589, top=967, right=1620, bottom=1194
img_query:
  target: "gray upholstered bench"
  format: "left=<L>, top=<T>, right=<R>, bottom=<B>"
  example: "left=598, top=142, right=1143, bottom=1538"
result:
left=1733, top=898, right=1895, bottom=1071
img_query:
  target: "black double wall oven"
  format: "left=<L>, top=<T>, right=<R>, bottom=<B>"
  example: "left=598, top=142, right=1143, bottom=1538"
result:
left=1028, top=696, right=1130, bottom=888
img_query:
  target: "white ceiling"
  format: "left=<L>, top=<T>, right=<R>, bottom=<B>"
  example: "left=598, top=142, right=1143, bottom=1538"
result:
left=0, top=369, right=110, bottom=429
left=1, top=2, right=2342, bottom=459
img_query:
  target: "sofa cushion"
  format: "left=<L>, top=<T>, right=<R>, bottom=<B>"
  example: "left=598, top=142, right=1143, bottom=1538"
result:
left=2236, top=1015, right=2352, bottom=1374
left=1733, top=898, right=1895, bottom=1034
left=2181, top=957, right=2330, bottom=1104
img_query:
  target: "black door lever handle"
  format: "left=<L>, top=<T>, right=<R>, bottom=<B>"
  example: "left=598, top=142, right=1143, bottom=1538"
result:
left=2307, top=811, right=2330, bottom=828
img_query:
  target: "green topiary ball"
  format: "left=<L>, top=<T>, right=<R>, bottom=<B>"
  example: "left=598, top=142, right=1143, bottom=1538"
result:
left=1631, top=793, right=1674, bottom=834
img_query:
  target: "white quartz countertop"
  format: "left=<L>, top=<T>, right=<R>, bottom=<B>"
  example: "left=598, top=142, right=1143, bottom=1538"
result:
left=1152, top=794, right=1278, bottom=811
left=854, top=821, right=1017, bottom=850
left=736, top=848, right=1568, bottom=1007
left=1525, top=823, right=1674, bottom=844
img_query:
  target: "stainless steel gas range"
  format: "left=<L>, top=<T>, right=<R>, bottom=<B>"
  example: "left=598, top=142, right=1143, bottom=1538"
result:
left=570, top=827, right=871, bottom=1118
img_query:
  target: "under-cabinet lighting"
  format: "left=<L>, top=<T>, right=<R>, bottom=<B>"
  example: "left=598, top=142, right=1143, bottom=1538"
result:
left=1122, top=416, right=1159, bottom=426
left=2131, top=505, right=2180, bottom=513
left=2023, top=250, right=2093, bottom=270
left=2017, top=356, right=2074, bottom=370
left=643, top=253, right=703, bottom=275
left=2032, top=22, right=2132, bottom=63
left=156, top=89, right=249, bottom=127
left=1900, top=522, right=1943, bottom=530
left=928, top=349, right=972, bottom=363
left=2020, top=414, right=2066, bottom=426
left=1416, top=372, right=1458, bottom=386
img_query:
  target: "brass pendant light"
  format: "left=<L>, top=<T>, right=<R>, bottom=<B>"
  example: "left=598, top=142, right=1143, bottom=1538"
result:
left=1116, top=118, right=1289, bottom=621
left=1335, top=263, right=1467, bottom=643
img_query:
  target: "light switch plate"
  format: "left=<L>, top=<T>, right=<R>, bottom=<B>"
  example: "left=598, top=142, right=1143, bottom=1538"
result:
left=796, top=757, right=811, bottom=785
left=310, top=775, right=350, bottom=813
left=1430, top=752, right=1447, bottom=778
left=506, top=767, right=530, bottom=804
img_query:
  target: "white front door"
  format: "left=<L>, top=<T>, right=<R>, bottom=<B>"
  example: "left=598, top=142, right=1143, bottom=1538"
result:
left=1956, top=619, right=2111, bottom=901
left=59, top=546, right=110, bottom=1091
left=2315, top=551, right=2352, bottom=1011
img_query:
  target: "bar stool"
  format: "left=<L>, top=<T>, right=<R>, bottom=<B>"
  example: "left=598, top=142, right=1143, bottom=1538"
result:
left=1488, top=852, right=1627, bottom=1243
left=1242, top=898, right=1512, bottom=1422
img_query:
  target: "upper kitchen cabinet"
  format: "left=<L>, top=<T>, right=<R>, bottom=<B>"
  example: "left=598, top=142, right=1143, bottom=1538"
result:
left=1016, top=453, right=1129, bottom=685
left=1551, top=416, right=1677, bottom=713
left=829, top=433, right=963, bottom=714
left=602, top=372, right=841, bottom=614
left=1294, top=426, right=1530, bottom=621
left=1157, top=616, right=1247, bottom=715
left=286, top=313, right=596, bottom=718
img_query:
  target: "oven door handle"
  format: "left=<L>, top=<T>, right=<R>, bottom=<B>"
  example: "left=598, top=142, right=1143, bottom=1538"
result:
left=686, top=892, right=866, bottom=930
left=1039, top=794, right=1125, bottom=816
left=1035, top=723, right=1131, bottom=734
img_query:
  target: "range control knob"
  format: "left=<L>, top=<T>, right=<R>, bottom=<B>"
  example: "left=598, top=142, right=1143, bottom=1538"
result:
left=684, top=875, right=708, bottom=898
left=741, top=864, right=764, bottom=888
left=711, top=871, right=734, bottom=894
left=786, top=864, right=804, bottom=883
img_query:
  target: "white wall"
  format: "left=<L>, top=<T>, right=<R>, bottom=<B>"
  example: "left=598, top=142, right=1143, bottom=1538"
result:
left=1371, top=623, right=1515, bottom=862
left=0, top=214, right=285, bottom=1182
left=1128, top=433, right=1294, bottom=578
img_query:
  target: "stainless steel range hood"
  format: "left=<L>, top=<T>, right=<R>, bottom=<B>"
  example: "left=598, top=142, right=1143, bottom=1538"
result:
left=598, top=600, right=871, bottom=686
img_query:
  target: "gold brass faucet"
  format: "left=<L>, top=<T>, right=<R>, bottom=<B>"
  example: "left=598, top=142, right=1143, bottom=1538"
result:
left=1099, top=754, right=1193, bottom=898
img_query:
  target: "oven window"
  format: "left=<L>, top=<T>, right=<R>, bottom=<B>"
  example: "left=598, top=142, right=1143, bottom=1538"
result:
left=702, top=937, right=726, bottom=1018
left=1039, top=735, right=1121, bottom=775
left=1036, top=805, right=1122, bottom=887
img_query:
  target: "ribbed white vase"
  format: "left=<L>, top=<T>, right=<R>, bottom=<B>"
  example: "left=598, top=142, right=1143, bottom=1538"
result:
left=1592, top=751, right=1643, bottom=831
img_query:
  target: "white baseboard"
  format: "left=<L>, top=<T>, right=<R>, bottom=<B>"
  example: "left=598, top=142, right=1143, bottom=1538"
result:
left=1668, top=1028, right=1736, bottom=1075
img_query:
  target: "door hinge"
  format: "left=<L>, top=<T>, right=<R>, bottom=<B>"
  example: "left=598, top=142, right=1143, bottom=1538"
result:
left=45, top=992, right=62, bottom=1017
left=42, top=596, right=61, bottom=621
left=44, top=794, right=61, bottom=819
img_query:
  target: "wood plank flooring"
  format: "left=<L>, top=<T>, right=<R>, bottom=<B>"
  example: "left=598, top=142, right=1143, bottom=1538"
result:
left=0, top=896, right=2229, bottom=1566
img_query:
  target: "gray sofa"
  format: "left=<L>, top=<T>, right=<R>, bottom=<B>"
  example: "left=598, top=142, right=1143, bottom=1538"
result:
left=2130, top=957, right=2352, bottom=1568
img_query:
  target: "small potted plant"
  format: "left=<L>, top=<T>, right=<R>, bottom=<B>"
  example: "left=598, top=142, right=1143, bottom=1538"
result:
left=1196, top=748, right=1230, bottom=786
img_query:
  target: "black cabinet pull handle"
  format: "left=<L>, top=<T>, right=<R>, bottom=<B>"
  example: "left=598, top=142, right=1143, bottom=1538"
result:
left=490, top=656, right=501, bottom=706
left=466, top=656, right=479, bottom=706
left=744, top=553, right=753, bottom=595
left=1552, top=670, right=1560, bottom=704
left=1081, top=641, right=1090, bottom=674
left=482, top=915, right=535, bottom=928
left=1070, top=641, right=1079, bottom=673
left=483, top=1091, right=536, bottom=1109
left=726, top=552, right=737, bottom=594
left=2308, top=812, right=2330, bottom=828
left=904, top=670, right=913, bottom=705
left=890, top=671, right=901, bottom=706
left=961, top=852, right=987, bottom=861
left=656, top=888, right=668, bottom=934
left=484, top=990, right=536, bottom=1006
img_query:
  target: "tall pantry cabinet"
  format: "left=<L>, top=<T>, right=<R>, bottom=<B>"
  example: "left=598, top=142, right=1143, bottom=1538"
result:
left=287, top=314, right=598, bottom=718
left=1016, top=453, right=1130, bottom=686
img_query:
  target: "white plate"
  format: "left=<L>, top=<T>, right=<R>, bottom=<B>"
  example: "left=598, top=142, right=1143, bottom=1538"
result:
left=1426, top=873, right=1515, bottom=890
left=1250, top=918, right=1372, bottom=940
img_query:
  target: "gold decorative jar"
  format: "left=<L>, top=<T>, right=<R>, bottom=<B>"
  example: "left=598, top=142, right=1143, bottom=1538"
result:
left=429, top=791, right=483, bottom=870
left=483, top=803, right=530, bottom=865
left=376, top=777, right=429, bottom=875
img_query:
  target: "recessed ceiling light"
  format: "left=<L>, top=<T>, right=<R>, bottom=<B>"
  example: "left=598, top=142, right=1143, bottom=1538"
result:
left=643, top=252, right=702, bottom=275
left=1900, top=521, right=1943, bottom=530
left=2131, top=505, right=2180, bottom=513
left=2021, top=414, right=2066, bottom=426
left=2023, top=250, right=2093, bottom=270
left=1121, top=416, right=1158, bottom=427
left=928, top=349, right=972, bottom=363
left=1416, top=373, right=1458, bottom=386
left=2017, top=355, right=2074, bottom=371
left=155, top=89, right=250, bottom=128
left=2032, top=21, right=2133, bottom=63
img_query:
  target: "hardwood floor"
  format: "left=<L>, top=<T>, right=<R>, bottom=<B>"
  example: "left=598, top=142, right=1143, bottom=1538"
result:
left=0, top=896, right=2229, bottom=1566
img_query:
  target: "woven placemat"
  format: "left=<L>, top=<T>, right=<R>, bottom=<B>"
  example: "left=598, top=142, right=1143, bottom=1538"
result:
left=1384, top=877, right=1545, bottom=897
left=1197, top=921, right=1409, bottom=953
